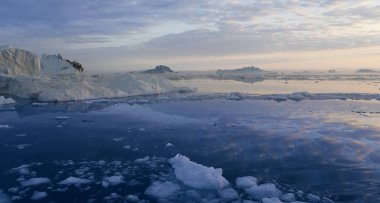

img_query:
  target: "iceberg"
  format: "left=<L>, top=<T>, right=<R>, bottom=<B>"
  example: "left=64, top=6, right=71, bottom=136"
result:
left=0, top=46, right=190, bottom=101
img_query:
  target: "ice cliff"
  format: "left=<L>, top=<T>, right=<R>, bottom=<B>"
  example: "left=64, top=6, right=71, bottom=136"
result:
left=0, top=46, right=189, bottom=102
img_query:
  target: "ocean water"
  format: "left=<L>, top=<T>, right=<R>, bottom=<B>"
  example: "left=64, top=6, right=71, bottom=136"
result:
left=1, top=97, right=380, bottom=202
left=173, top=79, right=380, bottom=94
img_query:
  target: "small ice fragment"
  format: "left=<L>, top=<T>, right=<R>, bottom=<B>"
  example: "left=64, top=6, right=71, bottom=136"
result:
left=218, top=188, right=238, bottom=201
left=0, top=190, right=11, bottom=203
left=123, top=145, right=131, bottom=149
left=135, top=156, right=150, bottom=163
left=113, top=137, right=124, bottom=142
left=0, top=96, right=16, bottom=105
left=138, top=128, right=146, bottom=132
left=126, top=194, right=140, bottom=202
left=236, top=176, right=257, bottom=189
left=144, top=181, right=180, bottom=200
left=0, top=125, right=11, bottom=129
left=262, top=197, right=283, bottom=203
left=307, top=194, right=321, bottom=203
left=245, top=183, right=282, bottom=200
left=21, top=178, right=51, bottom=187
left=280, top=193, right=296, bottom=202
left=55, top=116, right=71, bottom=120
left=30, top=191, right=47, bottom=200
left=58, top=177, right=90, bottom=185
left=103, top=176, right=124, bottom=186
left=15, top=134, right=27, bottom=137
left=165, top=143, right=174, bottom=147
left=322, top=197, right=334, bottom=203
left=169, top=154, right=229, bottom=190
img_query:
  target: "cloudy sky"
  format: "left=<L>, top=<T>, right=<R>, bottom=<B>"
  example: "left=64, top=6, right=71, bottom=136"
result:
left=1, top=0, right=380, bottom=71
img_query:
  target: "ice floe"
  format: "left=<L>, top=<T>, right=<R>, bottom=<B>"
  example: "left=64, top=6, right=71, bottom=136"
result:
left=0, top=96, right=15, bottom=105
left=168, top=154, right=229, bottom=190
left=58, top=177, right=90, bottom=185
left=30, top=191, right=47, bottom=200
left=144, top=181, right=180, bottom=201
left=20, top=177, right=51, bottom=187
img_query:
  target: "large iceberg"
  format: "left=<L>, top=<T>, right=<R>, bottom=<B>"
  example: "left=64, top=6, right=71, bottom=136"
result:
left=0, top=46, right=189, bottom=101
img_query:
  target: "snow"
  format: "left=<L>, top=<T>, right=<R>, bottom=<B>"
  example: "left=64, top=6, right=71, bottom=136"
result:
left=103, top=175, right=124, bottom=186
left=168, top=154, right=229, bottom=190
left=58, top=177, right=90, bottom=185
left=144, top=181, right=180, bottom=201
left=30, top=191, right=47, bottom=200
left=0, top=96, right=15, bottom=105
left=20, top=177, right=51, bottom=187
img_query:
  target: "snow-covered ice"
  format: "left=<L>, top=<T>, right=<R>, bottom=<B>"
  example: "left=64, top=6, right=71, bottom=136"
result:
left=168, top=154, right=229, bottom=190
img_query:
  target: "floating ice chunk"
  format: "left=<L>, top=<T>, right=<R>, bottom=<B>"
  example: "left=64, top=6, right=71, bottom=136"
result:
left=0, top=125, right=11, bottom=129
left=55, top=116, right=71, bottom=120
left=218, top=188, right=238, bottom=201
left=20, top=178, right=51, bottom=187
left=262, top=197, right=283, bottom=203
left=103, top=176, right=124, bottom=186
left=15, top=133, right=27, bottom=137
left=58, top=177, right=90, bottom=185
left=0, top=96, right=16, bottom=105
left=144, top=181, right=180, bottom=201
left=138, top=128, right=146, bottom=132
left=322, top=197, right=334, bottom=203
left=168, top=154, right=229, bottom=190
left=307, top=194, right=320, bottom=203
left=135, top=156, right=150, bottom=163
left=123, top=145, right=131, bottom=149
left=165, top=143, right=174, bottom=147
left=245, top=183, right=282, bottom=200
left=236, top=176, right=258, bottom=189
left=0, top=190, right=11, bottom=203
left=12, top=164, right=31, bottom=175
left=32, top=102, right=48, bottom=106
left=30, top=191, right=47, bottom=200
left=113, top=137, right=124, bottom=142
left=280, top=193, right=296, bottom=202
left=126, top=194, right=140, bottom=202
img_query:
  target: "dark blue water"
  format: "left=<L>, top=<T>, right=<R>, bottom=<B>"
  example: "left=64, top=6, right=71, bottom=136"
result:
left=1, top=98, right=380, bottom=202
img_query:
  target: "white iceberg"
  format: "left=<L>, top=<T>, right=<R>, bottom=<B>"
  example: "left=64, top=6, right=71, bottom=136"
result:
left=144, top=181, right=180, bottom=201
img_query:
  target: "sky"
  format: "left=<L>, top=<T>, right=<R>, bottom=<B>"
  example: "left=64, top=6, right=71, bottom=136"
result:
left=1, top=0, right=380, bottom=72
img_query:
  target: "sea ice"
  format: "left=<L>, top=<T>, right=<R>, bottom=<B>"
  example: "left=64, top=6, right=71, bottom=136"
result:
left=135, top=156, right=150, bottom=163
left=307, top=194, right=321, bottom=203
left=20, top=177, right=51, bottom=187
left=218, top=188, right=238, bottom=201
left=168, top=154, right=229, bottom=190
left=262, top=197, right=283, bottom=203
left=0, top=190, right=11, bottom=203
left=103, top=175, right=124, bottom=186
left=144, top=181, right=180, bottom=201
left=0, top=125, right=11, bottom=129
left=58, top=177, right=90, bottom=185
left=236, top=176, right=258, bottom=189
left=165, top=143, right=174, bottom=147
left=30, top=191, right=47, bottom=200
left=280, top=193, right=296, bottom=202
left=244, top=183, right=282, bottom=200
